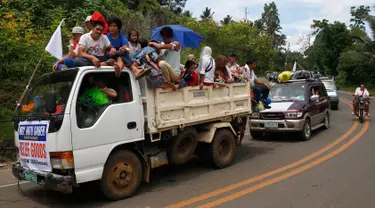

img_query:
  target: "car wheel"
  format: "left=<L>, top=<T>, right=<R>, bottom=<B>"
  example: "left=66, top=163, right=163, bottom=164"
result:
left=331, top=104, right=338, bottom=110
left=300, top=119, right=312, bottom=141
left=323, top=113, right=329, bottom=129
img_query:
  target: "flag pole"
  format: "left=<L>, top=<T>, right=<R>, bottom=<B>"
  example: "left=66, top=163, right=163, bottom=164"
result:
left=14, top=52, right=45, bottom=112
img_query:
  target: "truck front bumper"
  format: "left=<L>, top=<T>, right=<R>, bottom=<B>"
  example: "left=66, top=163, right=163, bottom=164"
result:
left=12, top=162, right=74, bottom=193
left=250, top=119, right=305, bottom=132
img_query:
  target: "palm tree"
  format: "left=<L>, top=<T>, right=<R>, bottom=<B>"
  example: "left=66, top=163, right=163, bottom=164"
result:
left=221, top=15, right=233, bottom=25
left=200, top=7, right=214, bottom=20
left=183, top=10, right=193, bottom=18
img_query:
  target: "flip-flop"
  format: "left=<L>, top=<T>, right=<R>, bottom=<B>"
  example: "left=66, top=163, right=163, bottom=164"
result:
left=135, top=66, right=152, bottom=80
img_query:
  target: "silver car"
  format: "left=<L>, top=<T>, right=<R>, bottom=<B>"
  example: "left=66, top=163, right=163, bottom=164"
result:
left=321, top=78, right=339, bottom=110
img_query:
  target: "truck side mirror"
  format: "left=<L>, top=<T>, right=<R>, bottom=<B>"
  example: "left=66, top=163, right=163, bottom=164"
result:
left=45, top=91, right=57, bottom=114
left=310, top=94, right=319, bottom=102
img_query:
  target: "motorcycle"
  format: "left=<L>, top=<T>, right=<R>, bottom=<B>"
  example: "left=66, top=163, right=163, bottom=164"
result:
left=356, top=96, right=366, bottom=123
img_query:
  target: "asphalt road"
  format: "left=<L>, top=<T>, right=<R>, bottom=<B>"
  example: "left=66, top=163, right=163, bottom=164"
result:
left=0, top=92, right=373, bottom=208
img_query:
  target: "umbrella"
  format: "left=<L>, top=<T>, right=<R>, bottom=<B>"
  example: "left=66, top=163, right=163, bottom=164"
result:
left=151, top=25, right=204, bottom=48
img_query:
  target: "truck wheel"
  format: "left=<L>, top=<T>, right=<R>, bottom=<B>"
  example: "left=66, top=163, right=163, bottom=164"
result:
left=300, top=119, right=311, bottom=141
left=100, top=150, right=143, bottom=201
left=250, top=130, right=264, bottom=140
left=210, top=129, right=236, bottom=169
left=168, top=127, right=198, bottom=165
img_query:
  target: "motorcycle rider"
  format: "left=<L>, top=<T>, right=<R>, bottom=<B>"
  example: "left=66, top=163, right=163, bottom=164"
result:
left=352, top=83, right=370, bottom=117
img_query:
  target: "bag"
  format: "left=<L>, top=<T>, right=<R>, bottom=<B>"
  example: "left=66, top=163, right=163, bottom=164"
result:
left=79, top=87, right=109, bottom=107
left=146, top=65, right=165, bottom=89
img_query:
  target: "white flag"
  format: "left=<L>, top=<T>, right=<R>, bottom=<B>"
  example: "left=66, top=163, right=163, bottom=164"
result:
left=292, top=61, right=297, bottom=72
left=45, top=19, right=65, bottom=60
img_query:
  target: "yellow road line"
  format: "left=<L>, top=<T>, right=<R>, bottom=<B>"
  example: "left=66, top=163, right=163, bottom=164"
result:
left=166, top=98, right=358, bottom=208
left=198, top=118, right=369, bottom=208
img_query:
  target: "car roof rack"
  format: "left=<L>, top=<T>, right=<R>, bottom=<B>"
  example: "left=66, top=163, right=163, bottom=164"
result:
left=282, top=77, right=318, bottom=83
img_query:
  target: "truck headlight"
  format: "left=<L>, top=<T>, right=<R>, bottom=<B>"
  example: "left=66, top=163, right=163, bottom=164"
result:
left=285, top=112, right=303, bottom=118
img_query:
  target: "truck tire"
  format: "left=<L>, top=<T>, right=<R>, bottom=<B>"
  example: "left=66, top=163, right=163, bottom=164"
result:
left=100, top=150, right=143, bottom=201
left=250, top=130, right=264, bottom=140
left=168, top=127, right=198, bottom=165
left=210, top=129, right=236, bottom=169
left=299, top=119, right=312, bottom=141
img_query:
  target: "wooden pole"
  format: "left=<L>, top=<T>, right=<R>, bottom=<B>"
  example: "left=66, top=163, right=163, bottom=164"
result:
left=15, top=52, right=46, bottom=112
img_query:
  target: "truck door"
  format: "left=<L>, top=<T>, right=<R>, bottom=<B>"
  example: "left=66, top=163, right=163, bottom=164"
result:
left=70, top=70, right=144, bottom=183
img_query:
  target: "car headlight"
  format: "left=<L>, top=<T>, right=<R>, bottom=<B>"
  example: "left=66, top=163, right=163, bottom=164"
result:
left=251, top=112, right=260, bottom=119
left=285, top=112, right=303, bottom=118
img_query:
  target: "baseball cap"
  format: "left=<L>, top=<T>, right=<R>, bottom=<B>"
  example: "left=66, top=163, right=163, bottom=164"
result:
left=85, top=15, right=92, bottom=22
left=72, top=26, right=84, bottom=34
left=228, top=52, right=236, bottom=57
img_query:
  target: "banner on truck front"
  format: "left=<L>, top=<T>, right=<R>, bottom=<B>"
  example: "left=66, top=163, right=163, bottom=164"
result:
left=18, top=121, right=52, bottom=172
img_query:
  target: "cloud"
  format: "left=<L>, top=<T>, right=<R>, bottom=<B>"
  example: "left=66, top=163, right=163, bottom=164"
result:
left=184, top=0, right=375, bottom=51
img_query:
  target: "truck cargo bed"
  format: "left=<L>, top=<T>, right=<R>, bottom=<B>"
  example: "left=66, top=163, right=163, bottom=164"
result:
left=139, top=79, right=251, bottom=134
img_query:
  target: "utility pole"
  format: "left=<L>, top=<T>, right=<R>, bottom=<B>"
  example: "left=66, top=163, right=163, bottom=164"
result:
left=245, top=7, right=249, bottom=22
left=284, top=43, right=290, bottom=71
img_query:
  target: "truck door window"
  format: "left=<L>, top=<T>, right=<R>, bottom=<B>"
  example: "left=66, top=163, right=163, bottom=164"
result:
left=76, top=71, right=133, bottom=128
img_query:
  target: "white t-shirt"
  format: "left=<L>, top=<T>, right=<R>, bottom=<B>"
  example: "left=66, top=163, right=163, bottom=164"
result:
left=199, top=56, right=215, bottom=83
left=78, top=32, right=111, bottom=56
left=129, top=42, right=141, bottom=54
left=354, top=87, right=369, bottom=98
left=246, top=65, right=257, bottom=87
left=160, top=41, right=181, bottom=76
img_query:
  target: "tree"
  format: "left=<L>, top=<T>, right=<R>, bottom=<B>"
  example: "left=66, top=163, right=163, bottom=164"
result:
left=157, top=0, right=187, bottom=13
left=258, top=2, right=286, bottom=50
left=307, top=20, right=353, bottom=76
left=183, top=10, right=193, bottom=18
left=221, top=15, right=233, bottom=25
left=298, top=31, right=313, bottom=53
left=350, top=5, right=371, bottom=30
left=200, top=7, right=214, bottom=20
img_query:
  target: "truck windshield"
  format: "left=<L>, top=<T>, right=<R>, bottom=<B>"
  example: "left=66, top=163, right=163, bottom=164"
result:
left=269, top=84, right=305, bottom=102
left=17, top=70, right=78, bottom=117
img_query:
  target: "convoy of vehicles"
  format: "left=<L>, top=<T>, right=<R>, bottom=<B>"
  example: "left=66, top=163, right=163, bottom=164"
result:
left=249, top=78, right=330, bottom=141
left=12, top=67, right=251, bottom=200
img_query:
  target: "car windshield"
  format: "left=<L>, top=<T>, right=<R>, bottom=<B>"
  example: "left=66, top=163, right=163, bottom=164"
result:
left=17, top=70, right=78, bottom=117
left=269, top=84, right=306, bottom=102
left=322, top=81, right=336, bottom=91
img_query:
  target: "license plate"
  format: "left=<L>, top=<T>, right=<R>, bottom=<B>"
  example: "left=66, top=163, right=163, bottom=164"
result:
left=24, top=171, right=37, bottom=183
left=264, top=122, right=278, bottom=128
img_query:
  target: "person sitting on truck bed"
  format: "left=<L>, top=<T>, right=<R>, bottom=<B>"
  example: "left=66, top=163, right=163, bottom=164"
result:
left=106, top=16, right=150, bottom=79
left=74, top=21, right=115, bottom=68
left=148, top=26, right=182, bottom=76
left=247, top=58, right=271, bottom=109
left=198, top=46, right=215, bottom=90
left=179, top=60, right=199, bottom=87
left=214, top=55, right=232, bottom=86
left=52, top=26, right=84, bottom=71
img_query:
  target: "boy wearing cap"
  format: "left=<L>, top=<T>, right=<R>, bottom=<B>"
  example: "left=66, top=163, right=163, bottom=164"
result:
left=52, top=26, right=84, bottom=71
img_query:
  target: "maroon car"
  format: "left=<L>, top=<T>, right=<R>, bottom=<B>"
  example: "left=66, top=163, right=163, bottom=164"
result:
left=249, top=79, right=330, bottom=141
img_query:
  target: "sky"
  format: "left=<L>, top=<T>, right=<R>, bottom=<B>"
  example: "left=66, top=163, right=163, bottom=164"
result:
left=184, top=0, right=374, bottom=51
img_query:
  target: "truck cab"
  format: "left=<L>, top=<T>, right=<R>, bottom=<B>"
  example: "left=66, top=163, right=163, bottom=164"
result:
left=12, top=67, right=251, bottom=200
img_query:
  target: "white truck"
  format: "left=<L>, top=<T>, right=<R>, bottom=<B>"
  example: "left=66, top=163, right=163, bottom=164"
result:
left=12, top=66, right=251, bottom=200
